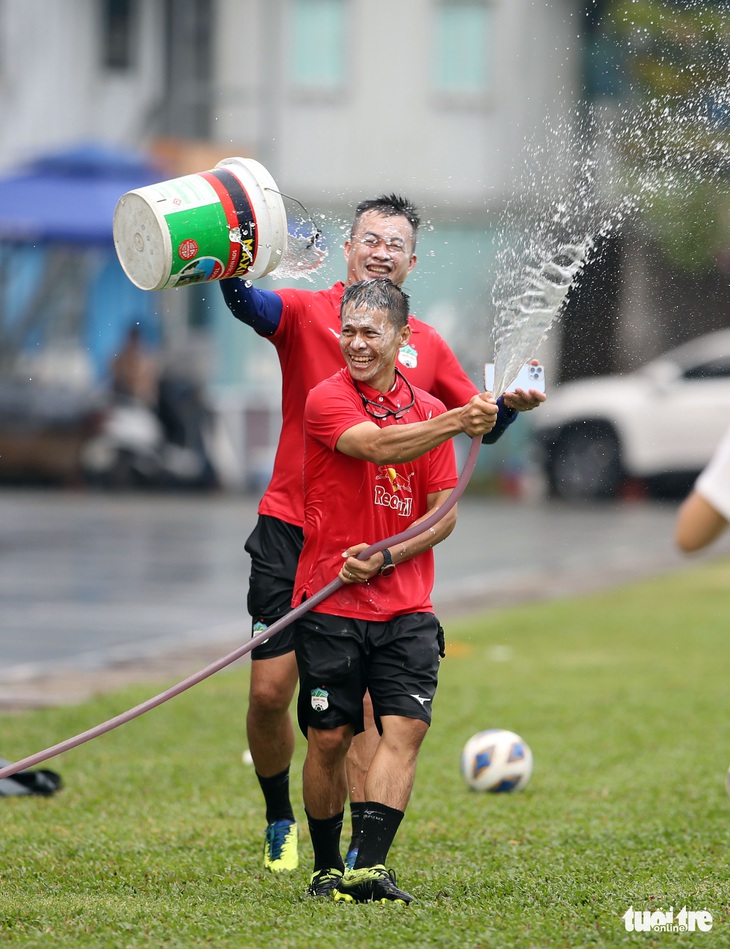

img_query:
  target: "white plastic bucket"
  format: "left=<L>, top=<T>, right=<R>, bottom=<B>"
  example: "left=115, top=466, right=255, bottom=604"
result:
left=113, top=157, right=288, bottom=291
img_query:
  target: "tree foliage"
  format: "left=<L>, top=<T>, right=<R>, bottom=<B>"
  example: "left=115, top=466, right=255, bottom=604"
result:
left=603, top=0, right=730, bottom=271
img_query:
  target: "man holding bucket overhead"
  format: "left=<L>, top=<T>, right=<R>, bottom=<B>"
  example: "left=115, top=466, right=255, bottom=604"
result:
left=220, top=193, right=545, bottom=875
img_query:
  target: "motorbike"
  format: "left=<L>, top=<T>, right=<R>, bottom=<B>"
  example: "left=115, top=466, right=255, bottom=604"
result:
left=80, top=379, right=217, bottom=490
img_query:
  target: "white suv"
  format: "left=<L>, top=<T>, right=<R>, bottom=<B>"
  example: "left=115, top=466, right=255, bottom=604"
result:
left=531, top=329, right=730, bottom=500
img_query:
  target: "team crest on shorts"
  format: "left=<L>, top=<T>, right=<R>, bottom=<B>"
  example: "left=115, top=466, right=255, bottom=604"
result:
left=398, top=344, right=418, bottom=369
left=311, top=687, right=329, bottom=711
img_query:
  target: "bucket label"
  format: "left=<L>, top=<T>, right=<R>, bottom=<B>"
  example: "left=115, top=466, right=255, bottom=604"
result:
left=165, top=203, right=230, bottom=286
left=152, top=171, right=259, bottom=288
left=201, top=168, right=259, bottom=278
left=178, top=238, right=199, bottom=261
left=147, top=174, right=218, bottom=209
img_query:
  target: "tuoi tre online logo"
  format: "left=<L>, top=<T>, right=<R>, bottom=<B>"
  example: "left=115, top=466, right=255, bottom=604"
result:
left=622, top=906, right=713, bottom=933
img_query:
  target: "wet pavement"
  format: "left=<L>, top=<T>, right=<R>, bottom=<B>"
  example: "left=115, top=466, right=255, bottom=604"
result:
left=1, top=487, right=726, bottom=706
left=1, top=490, right=250, bottom=677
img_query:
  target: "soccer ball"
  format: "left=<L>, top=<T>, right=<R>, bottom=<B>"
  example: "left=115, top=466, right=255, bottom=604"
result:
left=460, top=728, right=533, bottom=793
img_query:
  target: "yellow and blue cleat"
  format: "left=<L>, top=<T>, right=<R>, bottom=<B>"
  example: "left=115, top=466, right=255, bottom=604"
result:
left=263, top=819, right=299, bottom=872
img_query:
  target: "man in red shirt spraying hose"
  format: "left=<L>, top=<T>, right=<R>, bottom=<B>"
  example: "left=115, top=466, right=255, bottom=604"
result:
left=294, top=278, right=497, bottom=902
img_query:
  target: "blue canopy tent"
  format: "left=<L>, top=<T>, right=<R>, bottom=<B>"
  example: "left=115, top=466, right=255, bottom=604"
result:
left=0, top=142, right=162, bottom=244
left=0, top=142, right=164, bottom=381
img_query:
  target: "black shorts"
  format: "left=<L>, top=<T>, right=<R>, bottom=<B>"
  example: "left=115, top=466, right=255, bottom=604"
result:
left=244, top=515, right=304, bottom=660
left=293, top=611, right=445, bottom=738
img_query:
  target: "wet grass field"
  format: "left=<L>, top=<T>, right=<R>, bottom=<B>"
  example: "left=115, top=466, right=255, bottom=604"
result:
left=2, top=557, right=730, bottom=948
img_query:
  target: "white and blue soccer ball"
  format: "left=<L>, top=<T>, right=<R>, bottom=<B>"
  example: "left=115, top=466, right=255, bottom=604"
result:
left=460, top=728, right=533, bottom=792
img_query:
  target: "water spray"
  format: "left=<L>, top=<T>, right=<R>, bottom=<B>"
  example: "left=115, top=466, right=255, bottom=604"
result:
left=266, top=188, right=328, bottom=279
left=491, top=241, right=591, bottom=398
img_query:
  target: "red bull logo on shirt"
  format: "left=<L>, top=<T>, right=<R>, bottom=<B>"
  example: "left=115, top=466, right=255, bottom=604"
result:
left=374, top=467, right=414, bottom=516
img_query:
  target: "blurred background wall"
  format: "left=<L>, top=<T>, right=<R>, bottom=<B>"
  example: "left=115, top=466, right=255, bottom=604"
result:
left=0, top=0, right=728, bottom=489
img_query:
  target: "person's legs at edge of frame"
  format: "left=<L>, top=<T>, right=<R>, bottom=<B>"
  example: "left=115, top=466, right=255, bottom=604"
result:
left=244, top=516, right=303, bottom=872
left=334, top=611, right=442, bottom=905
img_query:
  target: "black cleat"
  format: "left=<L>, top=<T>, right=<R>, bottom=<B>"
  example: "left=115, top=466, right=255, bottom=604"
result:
left=307, top=867, right=343, bottom=898
left=333, top=865, right=413, bottom=904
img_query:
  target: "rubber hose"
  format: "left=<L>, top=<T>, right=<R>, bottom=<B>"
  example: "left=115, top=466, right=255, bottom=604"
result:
left=0, top=436, right=481, bottom=780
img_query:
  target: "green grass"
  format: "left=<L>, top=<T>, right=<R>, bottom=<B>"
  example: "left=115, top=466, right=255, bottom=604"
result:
left=3, top=558, right=730, bottom=947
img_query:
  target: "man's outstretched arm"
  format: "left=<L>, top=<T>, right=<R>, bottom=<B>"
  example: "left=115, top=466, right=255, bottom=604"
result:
left=219, top=278, right=283, bottom=336
left=336, top=393, right=499, bottom=466
left=676, top=491, right=728, bottom=553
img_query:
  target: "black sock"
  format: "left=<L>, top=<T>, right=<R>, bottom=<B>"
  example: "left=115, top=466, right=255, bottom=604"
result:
left=353, top=802, right=404, bottom=869
left=256, top=768, right=295, bottom=824
left=347, top=801, right=366, bottom=854
left=306, top=810, right=345, bottom=872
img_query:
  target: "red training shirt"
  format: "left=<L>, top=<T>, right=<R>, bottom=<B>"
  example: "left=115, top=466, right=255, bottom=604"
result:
left=260, top=282, right=478, bottom=528
left=292, top=368, right=458, bottom=620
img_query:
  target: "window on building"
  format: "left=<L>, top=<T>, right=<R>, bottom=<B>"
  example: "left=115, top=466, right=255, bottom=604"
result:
left=583, top=33, right=624, bottom=100
left=186, top=283, right=214, bottom=329
left=290, top=0, right=346, bottom=90
left=161, top=0, right=214, bottom=138
left=102, top=0, right=136, bottom=70
left=582, top=0, right=623, bottom=100
left=434, top=0, right=492, bottom=97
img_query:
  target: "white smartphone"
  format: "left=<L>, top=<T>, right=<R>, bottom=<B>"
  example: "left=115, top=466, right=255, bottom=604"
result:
left=484, top=362, right=546, bottom=394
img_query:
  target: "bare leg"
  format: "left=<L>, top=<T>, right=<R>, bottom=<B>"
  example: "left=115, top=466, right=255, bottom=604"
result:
left=247, top=653, right=299, bottom=778
left=337, top=716, right=429, bottom=895
left=345, top=690, right=379, bottom=801
left=303, top=724, right=354, bottom=819
left=250, top=652, right=301, bottom=871
left=364, top=715, right=429, bottom=811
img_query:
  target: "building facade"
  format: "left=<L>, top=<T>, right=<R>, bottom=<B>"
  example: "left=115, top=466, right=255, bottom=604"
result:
left=0, top=0, right=590, bottom=485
